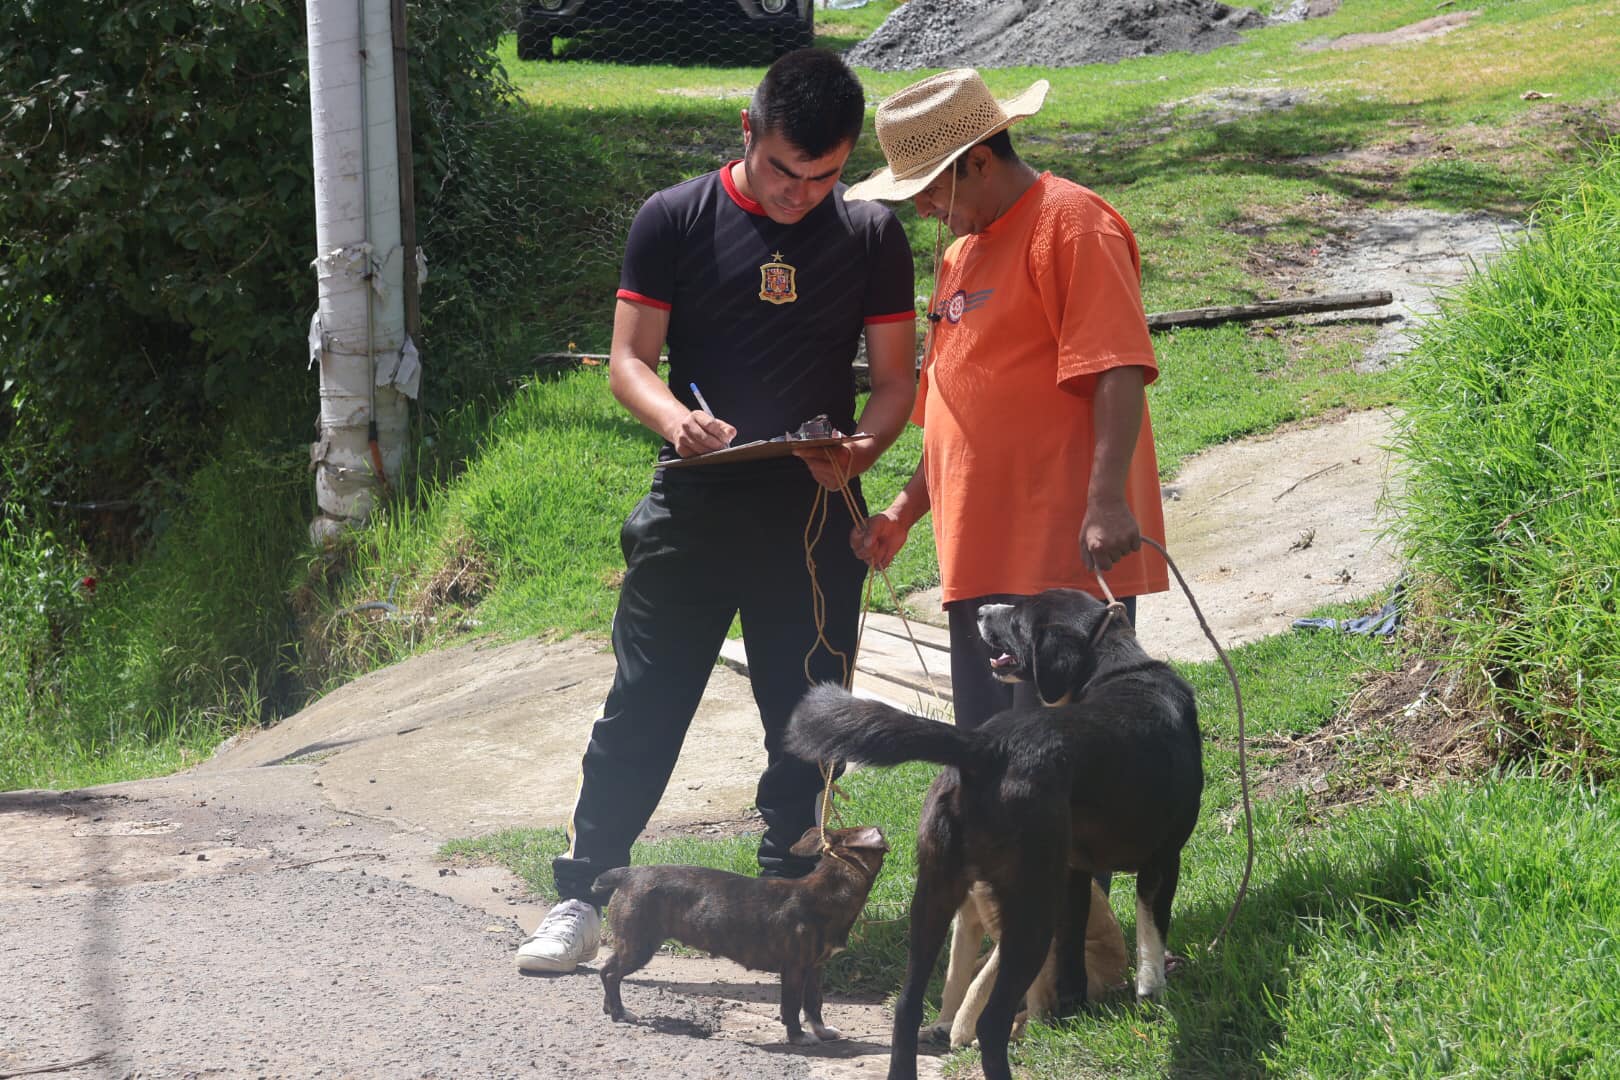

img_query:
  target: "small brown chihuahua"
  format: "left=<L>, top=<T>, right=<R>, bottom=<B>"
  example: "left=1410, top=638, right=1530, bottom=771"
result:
left=590, top=825, right=888, bottom=1044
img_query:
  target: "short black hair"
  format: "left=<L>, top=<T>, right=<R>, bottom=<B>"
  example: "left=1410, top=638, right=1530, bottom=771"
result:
left=953, top=129, right=1019, bottom=176
left=748, top=48, right=865, bottom=159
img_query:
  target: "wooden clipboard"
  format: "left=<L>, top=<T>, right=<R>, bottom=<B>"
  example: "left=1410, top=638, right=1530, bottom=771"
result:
left=657, top=433, right=869, bottom=469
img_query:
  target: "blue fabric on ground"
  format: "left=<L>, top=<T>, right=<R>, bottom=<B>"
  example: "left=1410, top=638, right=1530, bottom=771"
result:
left=1292, top=579, right=1405, bottom=636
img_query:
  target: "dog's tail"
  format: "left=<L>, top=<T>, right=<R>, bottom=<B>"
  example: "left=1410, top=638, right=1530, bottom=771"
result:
left=589, top=867, right=632, bottom=905
left=786, top=683, right=985, bottom=771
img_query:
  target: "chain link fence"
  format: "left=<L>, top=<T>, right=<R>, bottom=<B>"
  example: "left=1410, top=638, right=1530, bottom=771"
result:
left=516, top=0, right=815, bottom=63
left=407, top=2, right=892, bottom=406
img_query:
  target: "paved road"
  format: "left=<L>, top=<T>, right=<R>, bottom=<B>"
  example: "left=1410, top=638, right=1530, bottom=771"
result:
left=0, top=766, right=922, bottom=1079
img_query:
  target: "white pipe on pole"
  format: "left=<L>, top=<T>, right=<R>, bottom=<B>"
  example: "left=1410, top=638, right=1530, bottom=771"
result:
left=306, top=0, right=412, bottom=543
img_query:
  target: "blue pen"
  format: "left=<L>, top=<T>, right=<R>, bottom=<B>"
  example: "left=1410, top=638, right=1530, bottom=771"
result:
left=689, top=382, right=731, bottom=448
left=689, top=382, right=715, bottom=416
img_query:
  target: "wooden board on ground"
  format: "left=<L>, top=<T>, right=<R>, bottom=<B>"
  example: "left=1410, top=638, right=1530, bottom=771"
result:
left=862, top=611, right=952, bottom=654
left=849, top=623, right=953, bottom=699
left=717, top=637, right=952, bottom=716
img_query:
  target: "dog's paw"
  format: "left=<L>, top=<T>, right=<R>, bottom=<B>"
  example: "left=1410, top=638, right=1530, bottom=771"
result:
left=920, top=1021, right=951, bottom=1044
left=787, top=1028, right=822, bottom=1046
left=809, top=1023, right=843, bottom=1042
left=608, top=1008, right=638, bottom=1024
left=1011, top=1010, right=1030, bottom=1042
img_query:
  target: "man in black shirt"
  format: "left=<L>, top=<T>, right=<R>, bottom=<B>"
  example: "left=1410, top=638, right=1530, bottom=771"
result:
left=518, top=49, right=917, bottom=975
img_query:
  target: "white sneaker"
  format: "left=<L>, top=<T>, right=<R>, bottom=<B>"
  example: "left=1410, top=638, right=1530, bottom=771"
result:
left=516, top=898, right=601, bottom=973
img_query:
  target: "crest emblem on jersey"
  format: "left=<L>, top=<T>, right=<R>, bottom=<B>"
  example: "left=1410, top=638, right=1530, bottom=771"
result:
left=759, top=251, right=797, bottom=305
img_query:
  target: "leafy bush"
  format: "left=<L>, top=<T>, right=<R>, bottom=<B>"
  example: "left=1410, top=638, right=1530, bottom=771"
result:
left=1394, top=140, right=1620, bottom=771
left=0, top=0, right=517, bottom=788
left=0, top=0, right=513, bottom=523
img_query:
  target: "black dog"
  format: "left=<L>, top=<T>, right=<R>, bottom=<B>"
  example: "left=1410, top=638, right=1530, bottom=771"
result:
left=785, top=589, right=1202, bottom=1080
left=590, top=825, right=888, bottom=1045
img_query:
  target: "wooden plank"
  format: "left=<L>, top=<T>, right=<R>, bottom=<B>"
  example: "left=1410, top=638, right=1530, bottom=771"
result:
left=1145, top=290, right=1393, bottom=331
left=719, top=636, right=953, bottom=709
left=717, top=637, right=750, bottom=678
left=851, top=626, right=953, bottom=699
left=861, top=611, right=952, bottom=654
left=853, top=672, right=947, bottom=716
left=852, top=290, right=1396, bottom=378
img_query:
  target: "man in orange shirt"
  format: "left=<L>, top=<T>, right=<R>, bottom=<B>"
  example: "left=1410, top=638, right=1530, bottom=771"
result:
left=846, top=68, right=1169, bottom=734
left=843, top=65, right=1173, bottom=1014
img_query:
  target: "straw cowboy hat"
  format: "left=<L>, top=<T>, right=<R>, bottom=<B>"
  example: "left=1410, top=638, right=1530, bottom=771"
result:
left=845, top=68, right=1049, bottom=203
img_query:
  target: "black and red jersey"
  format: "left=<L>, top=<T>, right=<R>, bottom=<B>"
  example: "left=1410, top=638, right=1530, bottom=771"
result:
left=617, top=162, right=914, bottom=465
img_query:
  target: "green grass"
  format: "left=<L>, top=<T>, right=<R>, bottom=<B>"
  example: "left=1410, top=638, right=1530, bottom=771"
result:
left=1, top=436, right=309, bottom=790
left=449, top=616, right=1620, bottom=1076
left=814, top=1, right=906, bottom=53
left=1012, top=773, right=1620, bottom=1079
left=1392, top=140, right=1620, bottom=770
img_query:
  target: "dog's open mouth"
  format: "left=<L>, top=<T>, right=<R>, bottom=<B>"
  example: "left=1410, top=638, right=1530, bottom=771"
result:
left=989, top=652, right=1019, bottom=672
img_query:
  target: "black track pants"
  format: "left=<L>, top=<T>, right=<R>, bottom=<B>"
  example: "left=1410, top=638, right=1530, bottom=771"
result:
left=552, top=469, right=867, bottom=903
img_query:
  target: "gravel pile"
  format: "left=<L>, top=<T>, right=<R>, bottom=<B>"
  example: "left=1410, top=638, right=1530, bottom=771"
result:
left=848, top=0, right=1270, bottom=71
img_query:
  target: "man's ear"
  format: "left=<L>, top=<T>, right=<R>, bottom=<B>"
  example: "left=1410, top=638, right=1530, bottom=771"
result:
left=966, top=143, right=994, bottom=177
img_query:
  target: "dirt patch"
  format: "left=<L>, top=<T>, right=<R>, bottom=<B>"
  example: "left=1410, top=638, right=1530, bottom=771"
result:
left=199, top=635, right=776, bottom=838
left=657, top=85, right=753, bottom=100
left=900, top=407, right=1402, bottom=662
left=1300, top=10, right=1479, bottom=53
left=1170, top=84, right=1318, bottom=125
left=1136, top=408, right=1405, bottom=659
left=849, top=0, right=1287, bottom=71
left=1253, top=649, right=1492, bottom=814
left=1247, top=205, right=1525, bottom=370
left=1302, top=208, right=1525, bottom=370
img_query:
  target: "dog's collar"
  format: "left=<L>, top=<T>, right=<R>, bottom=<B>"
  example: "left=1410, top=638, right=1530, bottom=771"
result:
left=1091, top=600, right=1132, bottom=646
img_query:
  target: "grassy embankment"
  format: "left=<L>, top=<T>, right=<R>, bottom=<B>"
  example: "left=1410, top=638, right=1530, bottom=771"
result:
left=281, top=0, right=1618, bottom=675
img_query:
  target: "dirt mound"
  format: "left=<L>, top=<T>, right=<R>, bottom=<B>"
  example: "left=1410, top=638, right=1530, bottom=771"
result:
left=849, top=0, right=1271, bottom=72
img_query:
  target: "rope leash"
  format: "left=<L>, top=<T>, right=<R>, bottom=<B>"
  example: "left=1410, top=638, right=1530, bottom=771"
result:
left=1117, top=537, right=1253, bottom=950
left=802, top=452, right=948, bottom=861
left=805, top=176, right=959, bottom=864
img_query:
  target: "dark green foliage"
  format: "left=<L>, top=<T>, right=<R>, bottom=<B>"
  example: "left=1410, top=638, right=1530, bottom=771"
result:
left=0, top=0, right=513, bottom=525
left=0, top=0, right=518, bottom=786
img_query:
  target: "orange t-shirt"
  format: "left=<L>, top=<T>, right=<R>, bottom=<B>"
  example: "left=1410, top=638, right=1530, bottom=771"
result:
left=914, top=173, right=1169, bottom=604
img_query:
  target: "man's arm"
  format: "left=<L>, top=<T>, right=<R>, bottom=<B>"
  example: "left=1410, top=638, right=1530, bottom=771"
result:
left=608, top=298, right=735, bottom=456
left=1080, top=364, right=1146, bottom=571
left=796, top=318, right=916, bottom=490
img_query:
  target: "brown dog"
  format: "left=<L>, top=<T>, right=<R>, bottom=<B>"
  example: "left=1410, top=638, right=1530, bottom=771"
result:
left=926, top=878, right=1127, bottom=1049
left=590, top=825, right=888, bottom=1044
